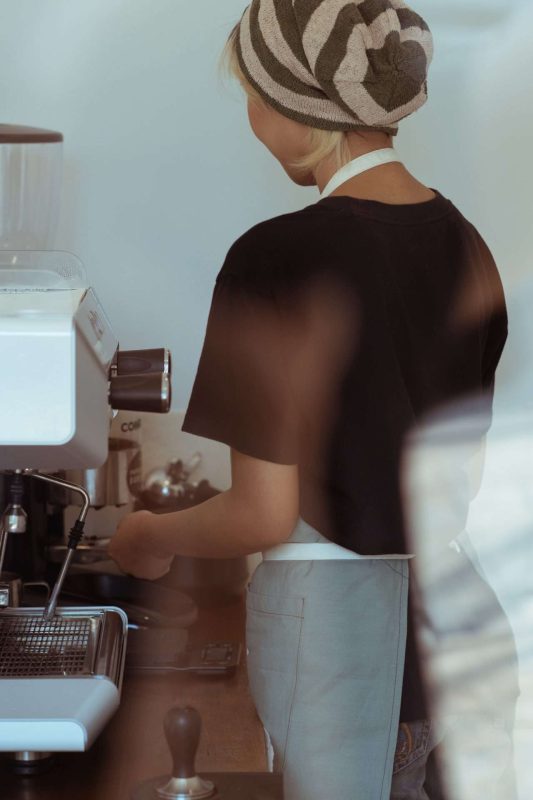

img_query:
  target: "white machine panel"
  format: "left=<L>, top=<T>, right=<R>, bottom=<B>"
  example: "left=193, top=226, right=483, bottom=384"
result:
left=0, top=678, right=120, bottom=751
left=0, top=285, right=118, bottom=470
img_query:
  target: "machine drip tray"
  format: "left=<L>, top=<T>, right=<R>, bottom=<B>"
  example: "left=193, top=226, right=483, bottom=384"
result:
left=55, top=570, right=198, bottom=630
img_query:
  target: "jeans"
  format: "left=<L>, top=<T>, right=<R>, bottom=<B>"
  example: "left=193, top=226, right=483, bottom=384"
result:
left=391, top=720, right=436, bottom=800
left=390, top=715, right=518, bottom=800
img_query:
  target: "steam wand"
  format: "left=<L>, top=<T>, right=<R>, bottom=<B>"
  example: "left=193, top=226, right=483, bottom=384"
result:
left=0, top=526, right=6, bottom=578
left=23, top=470, right=90, bottom=620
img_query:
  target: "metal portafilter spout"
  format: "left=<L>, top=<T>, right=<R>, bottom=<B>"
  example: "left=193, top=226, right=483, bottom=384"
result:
left=0, top=472, right=28, bottom=575
left=23, top=471, right=90, bottom=620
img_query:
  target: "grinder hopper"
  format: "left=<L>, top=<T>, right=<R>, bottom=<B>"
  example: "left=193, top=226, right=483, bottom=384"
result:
left=0, top=124, right=63, bottom=250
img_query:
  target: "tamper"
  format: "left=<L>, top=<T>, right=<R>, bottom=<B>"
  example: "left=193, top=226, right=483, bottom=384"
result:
left=132, top=707, right=218, bottom=800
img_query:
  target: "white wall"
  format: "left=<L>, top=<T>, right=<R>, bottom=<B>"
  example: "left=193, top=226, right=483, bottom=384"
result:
left=0, top=0, right=530, bottom=410
left=0, top=0, right=312, bottom=408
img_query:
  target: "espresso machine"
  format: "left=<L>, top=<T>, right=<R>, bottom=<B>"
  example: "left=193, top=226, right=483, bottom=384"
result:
left=0, top=125, right=172, bottom=772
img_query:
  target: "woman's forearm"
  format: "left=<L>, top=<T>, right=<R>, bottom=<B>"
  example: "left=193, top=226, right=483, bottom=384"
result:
left=109, top=453, right=299, bottom=576
left=145, top=488, right=285, bottom=559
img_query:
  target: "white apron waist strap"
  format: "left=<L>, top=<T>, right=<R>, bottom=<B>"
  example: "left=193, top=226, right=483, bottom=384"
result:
left=262, top=543, right=414, bottom=561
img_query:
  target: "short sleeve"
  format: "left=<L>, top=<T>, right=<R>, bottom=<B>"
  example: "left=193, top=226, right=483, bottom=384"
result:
left=182, top=272, right=300, bottom=465
left=479, top=237, right=508, bottom=392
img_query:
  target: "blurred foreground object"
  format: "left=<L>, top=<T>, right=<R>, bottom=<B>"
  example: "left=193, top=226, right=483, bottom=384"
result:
left=403, top=396, right=524, bottom=800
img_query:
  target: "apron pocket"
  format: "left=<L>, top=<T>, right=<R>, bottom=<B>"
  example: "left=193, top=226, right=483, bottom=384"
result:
left=246, top=587, right=304, bottom=768
left=246, top=588, right=304, bottom=618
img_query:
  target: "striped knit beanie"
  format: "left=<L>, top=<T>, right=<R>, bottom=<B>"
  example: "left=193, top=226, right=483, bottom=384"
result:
left=236, top=0, right=433, bottom=135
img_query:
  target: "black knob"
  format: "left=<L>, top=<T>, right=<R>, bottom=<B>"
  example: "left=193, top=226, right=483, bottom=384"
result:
left=116, top=348, right=171, bottom=377
left=109, top=373, right=171, bottom=413
left=164, top=707, right=202, bottom=780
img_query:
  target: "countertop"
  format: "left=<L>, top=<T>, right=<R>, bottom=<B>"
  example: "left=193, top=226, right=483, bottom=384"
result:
left=0, top=598, right=276, bottom=800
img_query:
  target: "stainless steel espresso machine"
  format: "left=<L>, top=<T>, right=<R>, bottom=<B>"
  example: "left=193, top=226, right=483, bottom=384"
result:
left=0, top=125, right=172, bottom=773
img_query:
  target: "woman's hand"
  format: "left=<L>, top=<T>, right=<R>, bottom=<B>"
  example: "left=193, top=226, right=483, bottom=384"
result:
left=107, top=510, right=174, bottom=580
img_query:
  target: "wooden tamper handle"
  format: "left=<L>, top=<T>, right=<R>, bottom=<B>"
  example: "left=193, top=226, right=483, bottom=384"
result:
left=164, top=707, right=201, bottom=780
left=156, top=707, right=216, bottom=799
left=130, top=704, right=283, bottom=799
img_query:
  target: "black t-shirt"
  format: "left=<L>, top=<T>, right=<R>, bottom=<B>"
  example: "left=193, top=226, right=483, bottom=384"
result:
left=184, top=191, right=507, bottom=549
left=182, top=190, right=508, bottom=719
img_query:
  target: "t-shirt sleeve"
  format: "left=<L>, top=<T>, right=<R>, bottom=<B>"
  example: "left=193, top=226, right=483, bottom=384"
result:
left=482, top=308, right=508, bottom=398
left=182, top=269, right=300, bottom=465
left=479, top=238, right=508, bottom=392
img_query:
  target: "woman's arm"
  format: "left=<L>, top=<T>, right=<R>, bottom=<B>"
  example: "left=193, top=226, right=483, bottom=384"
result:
left=108, top=449, right=299, bottom=579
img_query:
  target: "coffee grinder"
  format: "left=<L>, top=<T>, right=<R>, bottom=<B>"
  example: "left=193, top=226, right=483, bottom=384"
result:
left=0, top=124, right=172, bottom=771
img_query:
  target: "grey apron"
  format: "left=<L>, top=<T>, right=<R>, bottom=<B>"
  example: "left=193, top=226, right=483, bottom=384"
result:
left=246, top=518, right=409, bottom=800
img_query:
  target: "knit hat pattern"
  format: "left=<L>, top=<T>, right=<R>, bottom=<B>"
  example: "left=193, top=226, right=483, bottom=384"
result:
left=236, top=0, right=434, bottom=135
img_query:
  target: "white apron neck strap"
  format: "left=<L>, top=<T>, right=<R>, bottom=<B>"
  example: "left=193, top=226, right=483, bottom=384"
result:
left=320, top=147, right=401, bottom=200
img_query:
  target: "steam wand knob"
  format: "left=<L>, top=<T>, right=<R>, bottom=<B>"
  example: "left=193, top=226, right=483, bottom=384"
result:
left=156, top=707, right=216, bottom=800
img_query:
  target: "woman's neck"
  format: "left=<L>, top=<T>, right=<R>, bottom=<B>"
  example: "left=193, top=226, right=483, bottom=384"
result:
left=313, top=133, right=435, bottom=204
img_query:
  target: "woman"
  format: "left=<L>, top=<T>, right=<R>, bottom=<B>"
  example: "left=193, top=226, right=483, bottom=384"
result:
left=110, top=2, right=508, bottom=798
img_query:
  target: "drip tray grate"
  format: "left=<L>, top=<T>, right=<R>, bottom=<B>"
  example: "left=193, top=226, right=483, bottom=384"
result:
left=0, top=615, right=94, bottom=677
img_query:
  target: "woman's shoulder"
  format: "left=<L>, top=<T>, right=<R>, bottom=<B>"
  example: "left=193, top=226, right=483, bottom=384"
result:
left=218, top=202, right=346, bottom=286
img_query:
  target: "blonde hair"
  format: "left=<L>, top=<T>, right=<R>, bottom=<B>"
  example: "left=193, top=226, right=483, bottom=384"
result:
left=222, top=26, right=351, bottom=175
